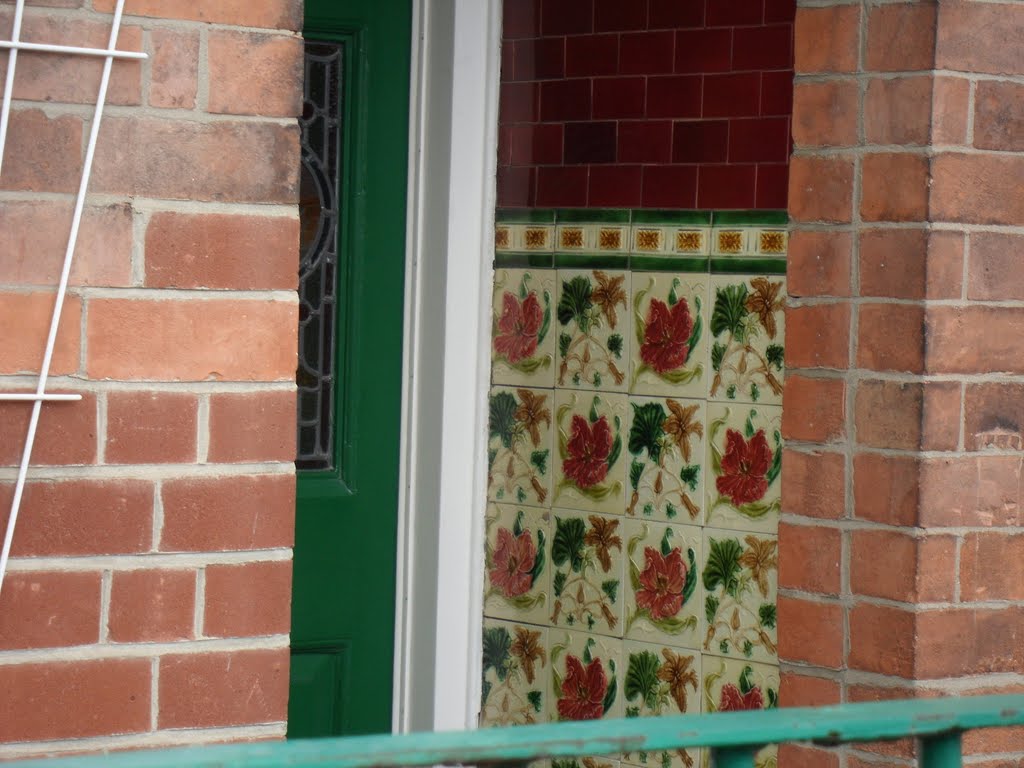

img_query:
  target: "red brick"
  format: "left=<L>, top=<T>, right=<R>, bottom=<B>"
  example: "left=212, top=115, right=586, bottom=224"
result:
left=919, top=456, right=1023, bottom=528
left=92, top=118, right=299, bottom=204
left=640, top=165, right=697, bottom=208
left=921, top=381, right=960, bottom=452
left=0, top=292, right=81, bottom=375
left=784, top=303, right=849, bottom=370
left=860, top=153, right=929, bottom=222
left=794, top=6, right=859, bottom=74
left=0, top=392, right=97, bottom=466
left=858, top=229, right=928, bottom=300
left=855, top=380, right=921, bottom=451
left=777, top=596, right=844, bottom=668
left=150, top=28, right=199, bottom=109
left=106, top=391, right=198, bottom=464
left=781, top=449, right=845, bottom=520
left=204, top=560, right=292, bottom=637
left=781, top=375, right=845, bottom=443
left=86, top=298, right=297, bottom=381
left=93, top=0, right=301, bottom=29
left=865, top=76, right=932, bottom=146
left=846, top=685, right=918, bottom=759
left=779, top=522, right=841, bottom=595
left=779, top=671, right=841, bottom=707
left=592, top=77, right=646, bottom=120
left=0, top=571, right=100, bottom=650
left=0, top=478, right=152, bottom=556
left=931, top=154, right=1024, bottom=226
left=969, top=233, right=1024, bottom=300
left=866, top=3, right=936, bottom=72
left=158, top=648, right=289, bottom=728
left=0, top=202, right=132, bottom=287
left=0, top=109, right=81, bottom=194
left=932, top=75, right=970, bottom=146
left=791, top=80, right=858, bottom=147
left=109, top=569, right=195, bottom=642
left=644, top=75, right=701, bottom=118
left=160, top=474, right=295, bottom=552
left=928, top=306, right=1024, bottom=374
left=786, top=230, right=852, bottom=298
left=787, top=155, right=853, bottom=223
left=854, top=454, right=920, bottom=526
left=916, top=607, right=1024, bottom=678
left=208, top=390, right=296, bottom=463
left=917, top=536, right=958, bottom=602
left=849, top=603, right=915, bottom=676
left=145, top=212, right=298, bottom=290
left=208, top=31, right=303, bottom=116
left=936, top=1, right=1024, bottom=76
left=0, top=659, right=150, bottom=742
left=963, top=383, right=1024, bottom=452
left=857, top=304, right=925, bottom=374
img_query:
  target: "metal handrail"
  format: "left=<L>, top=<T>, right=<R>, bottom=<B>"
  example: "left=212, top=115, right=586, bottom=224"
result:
left=11, top=694, right=1024, bottom=768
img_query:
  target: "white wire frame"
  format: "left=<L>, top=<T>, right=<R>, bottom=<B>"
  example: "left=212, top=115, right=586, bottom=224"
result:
left=0, top=0, right=147, bottom=596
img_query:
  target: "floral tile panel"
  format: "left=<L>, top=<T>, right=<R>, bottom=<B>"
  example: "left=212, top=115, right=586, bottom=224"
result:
left=701, top=657, right=779, bottom=768
left=481, top=618, right=550, bottom=727
left=492, top=267, right=556, bottom=389
left=623, top=519, right=701, bottom=649
left=549, top=629, right=623, bottom=721
left=488, top=386, right=554, bottom=508
left=556, top=269, right=630, bottom=392
left=484, top=504, right=550, bottom=625
left=626, top=396, right=705, bottom=522
left=707, top=275, right=785, bottom=406
left=704, top=403, right=782, bottom=534
left=700, top=527, right=778, bottom=664
left=553, top=390, right=628, bottom=515
left=549, top=510, right=624, bottom=637
left=630, top=273, right=708, bottom=399
left=621, top=640, right=701, bottom=768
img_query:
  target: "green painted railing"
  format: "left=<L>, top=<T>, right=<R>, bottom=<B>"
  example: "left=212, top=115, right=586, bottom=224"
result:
left=12, top=695, right=1024, bottom=768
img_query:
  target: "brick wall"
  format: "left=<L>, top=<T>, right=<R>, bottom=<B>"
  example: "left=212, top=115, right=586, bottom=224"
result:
left=0, top=0, right=302, bottom=757
left=782, top=1, right=1024, bottom=765
left=496, top=0, right=795, bottom=210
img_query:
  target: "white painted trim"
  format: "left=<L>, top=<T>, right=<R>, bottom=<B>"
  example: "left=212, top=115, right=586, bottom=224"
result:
left=392, top=0, right=500, bottom=734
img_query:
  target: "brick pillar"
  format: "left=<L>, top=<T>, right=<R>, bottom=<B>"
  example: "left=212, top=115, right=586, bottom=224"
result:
left=782, top=1, right=1024, bottom=765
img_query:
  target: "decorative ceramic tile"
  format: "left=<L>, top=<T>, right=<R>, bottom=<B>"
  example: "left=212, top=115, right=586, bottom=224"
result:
left=701, top=657, right=779, bottom=768
left=553, top=391, right=628, bottom=515
left=631, top=226, right=670, bottom=254
left=598, top=227, right=629, bottom=252
left=704, top=403, right=782, bottom=533
left=755, top=230, right=787, bottom=255
left=481, top=618, right=550, bottom=727
left=488, top=385, right=554, bottom=507
left=555, top=269, right=630, bottom=392
left=625, top=396, right=705, bottom=522
left=623, top=519, right=701, bottom=649
left=700, top=527, right=778, bottom=664
left=549, top=509, right=624, bottom=637
left=621, top=640, right=701, bottom=768
left=630, top=273, right=708, bottom=399
left=673, top=229, right=710, bottom=255
left=707, top=274, right=786, bottom=406
left=711, top=229, right=749, bottom=255
left=484, top=504, right=551, bottom=624
left=554, top=225, right=630, bottom=253
left=551, top=758, right=620, bottom=768
left=548, top=629, right=623, bottom=721
left=492, top=268, right=556, bottom=388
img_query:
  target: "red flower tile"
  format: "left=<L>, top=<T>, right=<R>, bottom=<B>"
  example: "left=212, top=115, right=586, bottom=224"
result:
left=589, top=165, right=643, bottom=207
left=509, top=123, right=564, bottom=166
left=499, top=81, right=540, bottom=124
left=729, top=117, right=790, bottom=163
left=496, top=166, right=536, bottom=208
left=513, top=37, right=566, bottom=81
left=675, top=29, right=732, bottom=74
left=540, top=0, right=594, bottom=36
left=618, top=120, right=673, bottom=164
left=732, top=25, right=793, bottom=71
left=503, top=0, right=542, bottom=39
left=697, top=164, right=757, bottom=209
left=646, top=75, right=702, bottom=118
left=564, top=121, right=617, bottom=165
left=593, top=76, right=646, bottom=119
left=620, top=30, right=675, bottom=75
left=641, top=165, right=697, bottom=208
left=756, top=163, right=790, bottom=209
left=760, top=70, right=794, bottom=116
left=540, top=79, right=592, bottom=121
left=706, top=0, right=765, bottom=27
left=672, top=120, right=729, bottom=163
left=594, top=0, right=649, bottom=32
left=649, top=0, right=704, bottom=29
left=536, top=166, right=589, bottom=206
left=565, top=33, right=619, bottom=77
left=703, top=72, right=761, bottom=118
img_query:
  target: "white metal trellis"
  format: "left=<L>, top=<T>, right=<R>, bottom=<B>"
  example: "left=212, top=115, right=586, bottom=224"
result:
left=0, top=0, right=147, bottom=596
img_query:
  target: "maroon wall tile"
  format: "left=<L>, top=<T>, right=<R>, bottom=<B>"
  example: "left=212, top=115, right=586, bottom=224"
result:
left=732, top=25, right=793, bottom=71
left=729, top=116, right=790, bottom=162
left=756, top=163, right=790, bottom=208
left=510, top=123, right=564, bottom=165
left=499, top=81, right=540, bottom=123
left=536, top=166, right=589, bottom=206
left=593, top=77, right=646, bottom=119
left=642, top=165, right=698, bottom=207
left=764, top=0, right=797, bottom=24
left=706, top=0, right=765, bottom=27
left=503, top=0, right=542, bottom=40
left=496, top=166, right=536, bottom=208
left=761, top=70, right=794, bottom=116
left=620, top=31, right=675, bottom=75
left=649, top=0, right=705, bottom=29
left=618, top=121, right=673, bottom=163
left=565, top=34, right=619, bottom=77
left=501, top=41, right=514, bottom=82
left=589, top=165, right=643, bottom=206
left=513, top=38, right=566, bottom=81
left=564, top=121, right=617, bottom=164
left=698, top=164, right=757, bottom=208
left=676, top=29, right=732, bottom=74
left=541, top=0, right=595, bottom=36
left=646, top=75, right=702, bottom=118
left=594, top=0, right=649, bottom=32
left=540, top=79, right=592, bottom=121
left=703, top=72, right=762, bottom=117
left=673, top=120, right=729, bottom=163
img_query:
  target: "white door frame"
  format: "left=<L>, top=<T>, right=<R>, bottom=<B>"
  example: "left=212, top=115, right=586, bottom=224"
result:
left=393, top=0, right=502, bottom=733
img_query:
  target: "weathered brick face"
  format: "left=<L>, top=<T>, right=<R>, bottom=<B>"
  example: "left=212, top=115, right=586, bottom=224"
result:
left=0, top=0, right=301, bottom=757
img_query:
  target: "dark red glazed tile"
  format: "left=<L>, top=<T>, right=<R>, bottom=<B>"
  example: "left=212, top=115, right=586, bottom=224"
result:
left=589, top=165, right=643, bottom=206
left=764, top=0, right=796, bottom=23
left=536, top=166, right=589, bottom=206
left=513, top=37, right=566, bottom=80
left=706, top=0, right=764, bottom=27
left=503, top=0, right=542, bottom=39
left=594, top=0, right=648, bottom=32
left=649, top=0, right=704, bottom=29
left=497, top=125, right=513, bottom=166
left=565, top=33, right=619, bottom=77
left=540, top=79, right=592, bottom=121
left=703, top=72, right=761, bottom=118
left=618, top=120, right=673, bottom=163
left=499, top=81, right=540, bottom=123
left=620, top=30, right=675, bottom=75
left=501, top=41, right=514, bottom=82
left=673, top=120, right=729, bottom=163
left=732, top=24, right=793, bottom=71
left=509, top=123, right=564, bottom=165
left=697, top=164, right=757, bottom=208
left=593, top=76, right=646, bottom=119
left=760, top=70, right=794, bottom=116
left=564, top=121, right=617, bottom=164
left=540, top=0, right=594, bottom=35
left=642, top=165, right=698, bottom=208
left=729, top=116, right=790, bottom=162
left=756, top=163, right=790, bottom=209
left=496, top=166, right=536, bottom=208
left=646, top=75, right=702, bottom=118
left=675, top=29, right=732, bottom=74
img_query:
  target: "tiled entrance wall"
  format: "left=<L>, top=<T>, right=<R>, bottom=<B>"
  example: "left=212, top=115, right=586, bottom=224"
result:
left=496, top=0, right=795, bottom=210
left=482, top=210, right=786, bottom=768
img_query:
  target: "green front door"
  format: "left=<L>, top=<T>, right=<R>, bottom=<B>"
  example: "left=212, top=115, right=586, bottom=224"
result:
left=288, top=0, right=412, bottom=738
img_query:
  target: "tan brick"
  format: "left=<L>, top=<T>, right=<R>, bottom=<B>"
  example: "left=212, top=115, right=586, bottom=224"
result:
left=109, top=569, right=195, bottom=642
left=145, top=212, right=298, bottom=290
left=0, top=571, right=100, bottom=650
left=849, top=603, right=915, bottom=677
left=866, top=3, right=937, bottom=72
left=917, top=536, right=957, bottom=602
left=0, top=109, right=81, bottom=193
left=792, top=81, right=858, bottom=147
left=856, top=303, right=925, bottom=374
left=204, top=560, right=292, bottom=637
left=860, top=153, right=929, bottom=222
left=0, top=292, right=81, bottom=375
left=964, top=383, right=1024, bottom=452
left=920, top=455, right=1023, bottom=528
left=969, top=233, right=1024, bottom=301
left=916, top=607, right=1024, bottom=678
left=931, top=154, right=1024, bottom=226
left=0, top=659, right=150, bottom=742
left=850, top=529, right=919, bottom=602
left=854, top=380, right=920, bottom=450
left=0, top=392, right=97, bottom=466
left=854, top=454, right=920, bottom=527
left=777, top=596, right=844, bottom=669
left=794, top=5, right=859, bottom=74
left=782, top=375, right=846, bottom=443
left=207, top=391, right=296, bottom=462
left=847, top=684, right=918, bottom=759
left=150, top=28, right=199, bottom=109
left=858, top=229, right=927, bottom=300
left=86, top=298, right=297, bottom=381
left=786, top=230, right=852, bottom=298
left=778, top=745, right=839, bottom=768
left=93, top=0, right=301, bottom=29
left=106, top=391, right=198, bottom=464
left=928, top=306, right=1024, bottom=374
left=920, top=381, right=961, bottom=452
left=781, top=449, right=845, bottom=520
left=208, top=31, right=303, bottom=117
left=932, top=75, right=970, bottom=146
left=865, top=76, right=932, bottom=145
left=926, top=230, right=965, bottom=300
left=158, top=648, right=289, bottom=728
left=779, top=522, right=841, bottom=595
left=788, top=155, right=854, bottom=224
left=784, top=303, right=849, bottom=370
left=779, top=671, right=841, bottom=707
left=973, top=81, right=1024, bottom=152
left=936, top=1, right=1024, bottom=76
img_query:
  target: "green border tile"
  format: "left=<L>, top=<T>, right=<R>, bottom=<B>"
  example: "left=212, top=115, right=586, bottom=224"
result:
left=495, top=209, right=556, bottom=224
left=711, top=210, right=788, bottom=227
left=494, top=252, right=555, bottom=268
left=554, top=252, right=629, bottom=270
left=631, top=255, right=709, bottom=273
left=632, top=209, right=713, bottom=226
left=556, top=208, right=631, bottom=223
left=710, top=257, right=787, bottom=275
